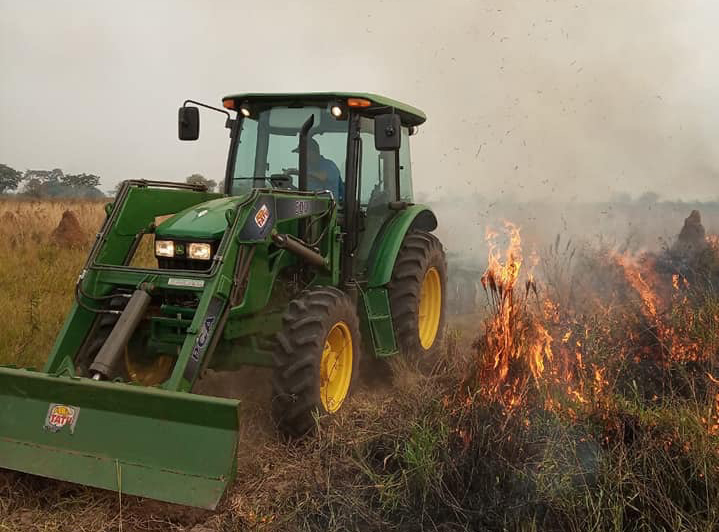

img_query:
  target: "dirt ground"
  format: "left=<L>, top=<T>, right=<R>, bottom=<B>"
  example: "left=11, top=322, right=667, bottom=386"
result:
left=0, top=315, right=481, bottom=532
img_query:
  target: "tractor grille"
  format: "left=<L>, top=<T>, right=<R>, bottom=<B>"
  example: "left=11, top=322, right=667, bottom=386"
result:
left=157, top=257, right=213, bottom=271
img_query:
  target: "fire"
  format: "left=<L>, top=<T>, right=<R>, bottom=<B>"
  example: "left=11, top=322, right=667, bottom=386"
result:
left=472, top=223, right=553, bottom=406
left=707, top=234, right=719, bottom=252
left=481, top=222, right=522, bottom=297
left=468, top=220, right=719, bottom=449
left=614, top=253, right=660, bottom=320
left=613, top=250, right=709, bottom=365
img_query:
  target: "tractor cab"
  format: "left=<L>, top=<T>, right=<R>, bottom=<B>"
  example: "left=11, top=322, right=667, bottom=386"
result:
left=178, top=92, right=430, bottom=281
left=217, top=93, right=424, bottom=201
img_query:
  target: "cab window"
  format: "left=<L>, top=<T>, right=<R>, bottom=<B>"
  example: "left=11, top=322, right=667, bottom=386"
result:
left=231, top=105, right=348, bottom=201
left=358, top=117, right=397, bottom=208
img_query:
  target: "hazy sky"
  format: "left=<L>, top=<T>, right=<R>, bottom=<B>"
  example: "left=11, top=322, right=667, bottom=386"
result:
left=1, top=0, right=718, bottom=201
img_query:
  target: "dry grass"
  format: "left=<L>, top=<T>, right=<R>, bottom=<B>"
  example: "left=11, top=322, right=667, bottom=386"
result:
left=0, top=199, right=106, bottom=368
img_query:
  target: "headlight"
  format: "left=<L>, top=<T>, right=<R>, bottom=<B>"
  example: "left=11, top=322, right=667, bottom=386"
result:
left=188, top=242, right=212, bottom=260
left=155, top=240, right=174, bottom=258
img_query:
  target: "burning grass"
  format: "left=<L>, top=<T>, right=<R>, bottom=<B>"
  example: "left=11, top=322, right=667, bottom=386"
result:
left=1, top=201, right=718, bottom=531
left=449, top=222, right=719, bottom=531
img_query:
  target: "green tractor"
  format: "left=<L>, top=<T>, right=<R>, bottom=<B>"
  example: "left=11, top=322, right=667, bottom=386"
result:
left=0, top=93, right=447, bottom=509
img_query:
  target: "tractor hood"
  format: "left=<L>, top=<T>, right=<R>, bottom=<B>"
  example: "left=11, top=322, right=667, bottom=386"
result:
left=155, top=195, right=248, bottom=240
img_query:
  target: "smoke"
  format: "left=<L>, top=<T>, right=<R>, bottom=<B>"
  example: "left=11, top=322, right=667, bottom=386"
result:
left=1, top=0, right=718, bottom=204
left=417, top=0, right=719, bottom=204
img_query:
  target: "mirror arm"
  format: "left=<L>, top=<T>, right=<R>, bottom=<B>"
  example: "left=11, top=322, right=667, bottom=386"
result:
left=182, top=99, right=231, bottom=120
left=394, top=145, right=401, bottom=201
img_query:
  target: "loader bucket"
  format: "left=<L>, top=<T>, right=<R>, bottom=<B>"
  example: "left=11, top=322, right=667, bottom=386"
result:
left=0, top=367, right=240, bottom=509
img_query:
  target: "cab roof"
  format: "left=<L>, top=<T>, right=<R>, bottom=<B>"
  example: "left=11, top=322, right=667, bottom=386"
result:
left=221, top=92, right=427, bottom=127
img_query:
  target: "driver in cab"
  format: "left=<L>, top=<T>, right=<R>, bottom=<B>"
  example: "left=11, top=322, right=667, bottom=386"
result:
left=293, top=139, right=344, bottom=202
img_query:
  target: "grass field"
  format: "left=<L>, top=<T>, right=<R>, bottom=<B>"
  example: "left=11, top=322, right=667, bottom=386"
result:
left=0, top=199, right=105, bottom=369
left=0, top=198, right=718, bottom=531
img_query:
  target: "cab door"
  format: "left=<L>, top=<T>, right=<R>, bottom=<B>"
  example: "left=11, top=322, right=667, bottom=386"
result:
left=353, top=117, right=413, bottom=278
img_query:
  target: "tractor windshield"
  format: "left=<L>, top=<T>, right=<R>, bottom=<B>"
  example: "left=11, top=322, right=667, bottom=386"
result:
left=230, top=105, right=348, bottom=201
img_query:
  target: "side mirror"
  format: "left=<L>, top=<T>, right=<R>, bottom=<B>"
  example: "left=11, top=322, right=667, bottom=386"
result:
left=374, top=113, right=401, bottom=151
left=178, top=106, right=200, bottom=141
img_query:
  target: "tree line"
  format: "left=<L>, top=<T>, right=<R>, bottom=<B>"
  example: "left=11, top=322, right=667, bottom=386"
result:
left=0, top=164, right=104, bottom=198
left=111, top=174, right=218, bottom=194
left=2, top=163, right=218, bottom=199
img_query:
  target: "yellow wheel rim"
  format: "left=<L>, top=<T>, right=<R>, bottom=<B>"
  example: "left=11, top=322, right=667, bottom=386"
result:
left=418, top=266, right=442, bottom=349
left=320, top=321, right=353, bottom=413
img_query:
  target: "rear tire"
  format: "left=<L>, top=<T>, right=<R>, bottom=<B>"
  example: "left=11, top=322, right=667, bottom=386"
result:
left=388, top=230, right=447, bottom=357
left=271, top=287, right=361, bottom=438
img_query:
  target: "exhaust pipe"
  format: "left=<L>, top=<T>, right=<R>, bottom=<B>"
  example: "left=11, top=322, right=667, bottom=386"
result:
left=89, top=289, right=151, bottom=379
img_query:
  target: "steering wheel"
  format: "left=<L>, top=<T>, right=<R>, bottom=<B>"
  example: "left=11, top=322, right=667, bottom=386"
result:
left=270, top=170, right=298, bottom=190
left=284, top=167, right=322, bottom=181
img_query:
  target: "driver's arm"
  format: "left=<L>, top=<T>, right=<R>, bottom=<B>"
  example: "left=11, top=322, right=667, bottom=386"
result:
left=308, top=169, right=328, bottom=181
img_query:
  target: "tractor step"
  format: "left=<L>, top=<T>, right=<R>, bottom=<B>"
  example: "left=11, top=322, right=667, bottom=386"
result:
left=361, top=287, right=398, bottom=357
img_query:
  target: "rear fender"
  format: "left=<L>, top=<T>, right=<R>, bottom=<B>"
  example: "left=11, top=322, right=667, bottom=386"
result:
left=367, top=205, right=438, bottom=288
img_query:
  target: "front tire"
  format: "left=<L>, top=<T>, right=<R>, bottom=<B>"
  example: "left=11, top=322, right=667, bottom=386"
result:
left=271, top=287, right=361, bottom=437
left=388, top=230, right=447, bottom=357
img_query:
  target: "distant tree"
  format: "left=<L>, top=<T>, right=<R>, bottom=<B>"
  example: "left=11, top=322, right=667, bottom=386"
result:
left=22, top=168, right=65, bottom=196
left=185, top=174, right=217, bottom=192
left=72, top=185, right=105, bottom=199
left=21, top=168, right=104, bottom=198
left=25, top=168, right=64, bottom=184
left=23, top=177, right=43, bottom=197
left=62, top=173, right=101, bottom=189
left=0, top=164, right=23, bottom=193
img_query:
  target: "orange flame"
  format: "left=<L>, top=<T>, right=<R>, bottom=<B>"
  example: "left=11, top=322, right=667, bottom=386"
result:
left=465, top=224, right=719, bottom=444
left=473, top=223, right=553, bottom=406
